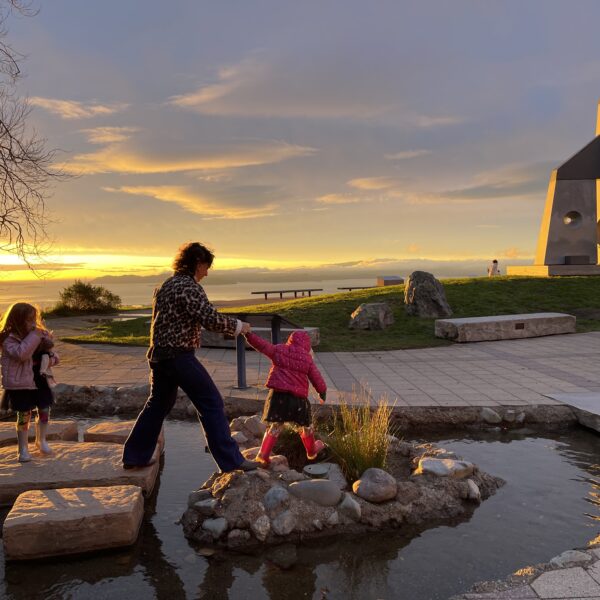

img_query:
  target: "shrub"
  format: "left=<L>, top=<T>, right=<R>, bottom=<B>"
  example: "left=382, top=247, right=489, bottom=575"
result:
left=326, top=389, right=395, bottom=482
left=48, top=280, right=122, bottom=315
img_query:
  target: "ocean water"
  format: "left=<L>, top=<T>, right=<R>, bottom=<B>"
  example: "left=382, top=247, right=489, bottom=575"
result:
left=0, top=277, right=388, bottom=311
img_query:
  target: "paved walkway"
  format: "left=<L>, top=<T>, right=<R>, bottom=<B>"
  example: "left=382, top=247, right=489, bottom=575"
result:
left=53, top=330, right=600, bottom=407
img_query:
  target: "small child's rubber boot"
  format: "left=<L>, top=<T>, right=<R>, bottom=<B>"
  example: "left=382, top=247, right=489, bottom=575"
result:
left=257, top=430, right=278, bottom=466
left=300, top=430, right=326, bottom=460
left=17, top=429, right=32, bottom=462
left=35, top=421, right=53, bottom=455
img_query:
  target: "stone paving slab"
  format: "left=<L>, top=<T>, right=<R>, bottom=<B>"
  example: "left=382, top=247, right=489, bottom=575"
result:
left=0, top=441, right=159, bottom=505
left=83, top=421, right=165, bottom=454
left=545, top=393, right=600, bottom=433
left=531, top=567, right=600, bottom=598
left=3, top=485, right=144, bottom=560
left=0, top=420, right=78, bottom=447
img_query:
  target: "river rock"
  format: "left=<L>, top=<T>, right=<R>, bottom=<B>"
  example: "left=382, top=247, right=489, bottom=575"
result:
left=279, top=470, right=305, bottom=483
left=227, top=528, right=251, bottom=549
left=404, top=271, right=452, bottom=318
left=481, top=407, right=502, bottom=424
left=188, top=489, right=212, bottom=507
left=251, top=514, right=271, bottom=541
left=348, top=302, right=394, bottom=330
left=352, top=468, right=398, bottom=503
left=0, top=420, right=78, bottom=447
left=3, top=485, right=144, bottom=560
left=231, top=431, right=248, bottom=445
left=264, top=486, right=290, bottom=512
left=202, top=517, right=228, bottom=539
left=243, top=415, right=267, bottom=437
left=549, top=550, right=593, bottom=568
left=288, top=479, right=343, bottom=506
left=0, top=442, right=159, bottom=506
left=414, top=458, right=474, bottom=479
left=339, top=493, right=361, bottom=520
left=326, top=511, right=339, bottom=526
left=271, top=510, right=296, bottom=536
left=193, top=498, right=218, bottom=516
left=466, top=479, right=481, bottom=503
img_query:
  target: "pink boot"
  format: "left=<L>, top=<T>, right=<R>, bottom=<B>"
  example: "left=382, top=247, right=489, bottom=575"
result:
left=257, top=430, right=279, bottom=466
left=300, top=429, right=325, bottom=460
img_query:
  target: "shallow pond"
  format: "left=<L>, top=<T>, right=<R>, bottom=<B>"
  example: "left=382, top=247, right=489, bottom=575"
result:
left=1, top=421, right=599, bottom=600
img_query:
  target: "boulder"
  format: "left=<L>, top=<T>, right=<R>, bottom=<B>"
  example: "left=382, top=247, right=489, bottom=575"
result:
left=187, top=489, right=212, bottom=507
left=348, top=302, right=394, bottom=330
left=193, top=498, right=218, bottom=516
left=231, top=431, right=248, bottom=445
left=202, top=517, right=228, bottom=539
left=0, top=441, right=159, bottom=505
left=413, top=458, right=474, bottom=479
left=251, top=514, right=271, bottom=541
left=288, top=479, right=343, bottom=507
left=263, top=486, right=290, bottom=512
left=3, top=485, right=144, bottom=560
left=243, top=415, right=267, bottom=437
left=549, top=550, right=593, bottom=568
left=0, top=420, right=78, bottom=447
left=404, top=271, right=452, bottom=318
left=466, top=479, right=481, bottom=503
left=227, top=528, right=251, bottom=549
left=480, top=407, right=502, bottom=424
left=352, top=468, right=398, bottom=503
left=83, top=421, right=165, bottom=455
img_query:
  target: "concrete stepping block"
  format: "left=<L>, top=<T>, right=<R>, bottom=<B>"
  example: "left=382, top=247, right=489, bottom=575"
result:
left=83, top=421, right=165, bottom=454
left=0, top=442, right=159, bottom=506
left=0, top=420, right=78, bottom=447
left=3, top=485, right=144, bottom=560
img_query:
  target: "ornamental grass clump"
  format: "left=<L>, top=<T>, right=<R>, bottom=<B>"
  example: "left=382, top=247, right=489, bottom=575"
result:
left=326, top=390, right=395, bottom=482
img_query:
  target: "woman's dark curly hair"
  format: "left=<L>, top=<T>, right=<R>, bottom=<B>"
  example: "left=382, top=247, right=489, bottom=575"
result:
left=172, top=242, right=215, bottom=276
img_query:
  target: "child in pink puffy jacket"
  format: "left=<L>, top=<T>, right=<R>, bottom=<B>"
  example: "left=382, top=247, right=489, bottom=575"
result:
left=0, top=303, right=59, bottom=462
left=244, top=330, right=327, bottom=466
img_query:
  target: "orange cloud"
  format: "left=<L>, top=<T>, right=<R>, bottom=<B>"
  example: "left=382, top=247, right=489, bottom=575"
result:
left=30, top=97, right=129, bottom=119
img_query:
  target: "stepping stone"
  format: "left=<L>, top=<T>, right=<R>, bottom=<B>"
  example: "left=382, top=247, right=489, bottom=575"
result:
left=83, top=421, right=165, bottom=454
left=0, top=442, right=159, bottom=506
left=3, top=485, right=144, bottom=560
left=0, top=420, right=78, bottom=447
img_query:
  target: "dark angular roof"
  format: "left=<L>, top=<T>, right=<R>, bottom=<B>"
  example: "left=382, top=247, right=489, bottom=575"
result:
left=557, top=136, right=600, bottom=180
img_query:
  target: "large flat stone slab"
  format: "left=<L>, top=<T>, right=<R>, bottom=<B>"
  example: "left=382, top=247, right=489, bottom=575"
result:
left=83, top=420, right=165, bottom=454
left=545, top=392, right=600, bottom=433
left=0, top=420, right=78, bottom=447
left=3, top=485, right=144, bottom=560
left=435, top=312, right=575, bottom=343
left=0, top=442, right=158, bottom=506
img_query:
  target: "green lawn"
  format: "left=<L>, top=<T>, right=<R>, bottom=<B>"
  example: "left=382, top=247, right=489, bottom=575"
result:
left=59, top=276, right=600, bottom=352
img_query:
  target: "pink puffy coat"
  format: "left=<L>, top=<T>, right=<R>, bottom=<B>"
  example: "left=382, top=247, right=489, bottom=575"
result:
left=1, top=331, right=59, bottom=390
left=245, top=331, right=326, bottom=399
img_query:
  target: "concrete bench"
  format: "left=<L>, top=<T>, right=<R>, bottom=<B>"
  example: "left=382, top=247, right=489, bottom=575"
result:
left=3, top=485, right=144, bottom=560
left=435, top=312, right=576, bottom=343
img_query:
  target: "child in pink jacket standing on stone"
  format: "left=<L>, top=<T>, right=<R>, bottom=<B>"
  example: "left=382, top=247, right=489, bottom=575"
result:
left=244, top=330, right=327, bottom=466
left=0, top=303, right=59, bottom=462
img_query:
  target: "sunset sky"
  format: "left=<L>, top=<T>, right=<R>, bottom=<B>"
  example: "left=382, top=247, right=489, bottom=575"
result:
left=3, top=0, right=600, bottom=280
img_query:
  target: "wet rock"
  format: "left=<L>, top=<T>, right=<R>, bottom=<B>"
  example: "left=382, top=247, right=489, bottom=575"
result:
left=188, top=489, right=212, bottom=507
left=251, top=514, right=271, bottom=541
left=227, top=528, right=251, bottom=549
left=349, top=302, right=394, bottom=330
left=516, top=411, right=526, bottom=424
left=193, top=498, right=218, bottom=516
left=352, top=468, right=398, bottom=503
left=202, top=517, right=228, bottom=539
left=466, top=479, right=481, bottom=503
left=549, top=550, right=592, bottom=568
left=414, top=458, right=474, bottom=479
left=404, top=271, right=452, bottom=318
left=312, top=519, right=323, bottom=531
left=339, top=493, right=361, bottom=520
left=271, top=510, right=296, bottom=536
left=504, top=410, right=516, bottom=423
left=481, top=407, right=502, bottom=424
left=264, top=486, right=290, bottom=512
left=267, top=543, right=298, bottom=569
left=288, top=479, right=343, bottom=507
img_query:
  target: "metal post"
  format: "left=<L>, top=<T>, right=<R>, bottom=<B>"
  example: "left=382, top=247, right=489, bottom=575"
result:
left=235, top=334, right=247, bottom=389
left=271, top=316, right=281, bottom=344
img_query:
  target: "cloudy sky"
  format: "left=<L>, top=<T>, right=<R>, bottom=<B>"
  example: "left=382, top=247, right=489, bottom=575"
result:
left=4, top=0, right=600, bottom=280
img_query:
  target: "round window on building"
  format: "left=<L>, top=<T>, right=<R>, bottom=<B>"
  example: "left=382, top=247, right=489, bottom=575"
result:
left=563, top=211, right=582, bottom=227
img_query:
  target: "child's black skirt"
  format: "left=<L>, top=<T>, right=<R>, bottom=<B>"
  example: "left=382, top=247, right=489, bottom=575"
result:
left=0, top=367, right=54, bottom=412
left=262, top=389, right=312, bottom=427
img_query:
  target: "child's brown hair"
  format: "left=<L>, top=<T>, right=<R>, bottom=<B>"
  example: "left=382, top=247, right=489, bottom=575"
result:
left=0, top=302, right=45, bottom=343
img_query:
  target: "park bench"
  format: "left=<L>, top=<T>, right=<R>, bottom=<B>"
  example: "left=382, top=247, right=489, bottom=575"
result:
left=435, top=312, right=576, bottom=343
left=337, top=286, right=374, bottom=291
left=251, top=288, right=323, bottom=300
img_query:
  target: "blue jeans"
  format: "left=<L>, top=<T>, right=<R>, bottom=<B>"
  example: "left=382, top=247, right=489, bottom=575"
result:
left=122, top=352, right=244, bottom=472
